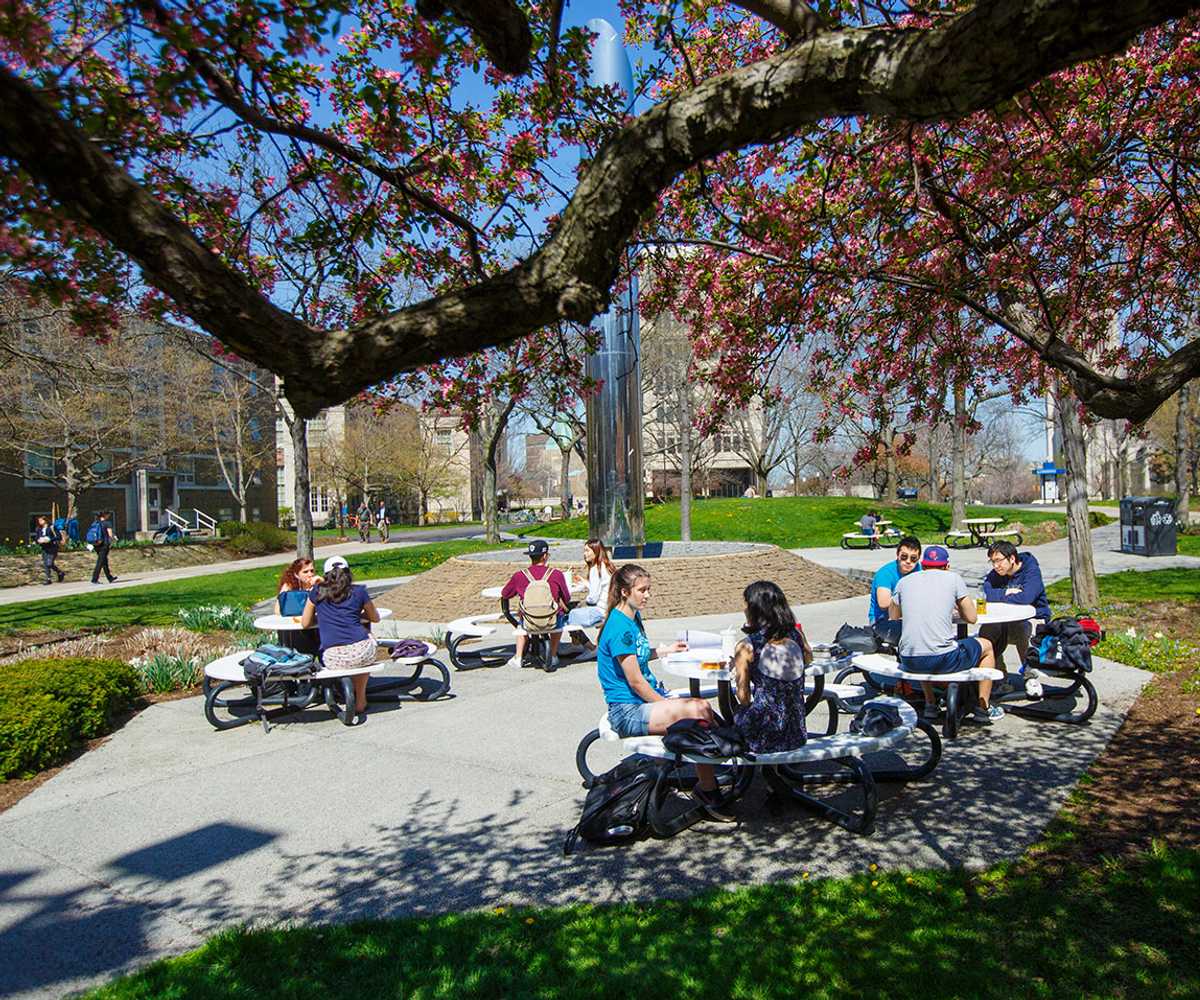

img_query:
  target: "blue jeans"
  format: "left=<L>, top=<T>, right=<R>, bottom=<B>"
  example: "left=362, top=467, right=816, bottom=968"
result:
left=900, top=637, right=984, bottom=674
left=567, top=605, right=604, bottom=628
left=607, top=701, right=653, bottom=738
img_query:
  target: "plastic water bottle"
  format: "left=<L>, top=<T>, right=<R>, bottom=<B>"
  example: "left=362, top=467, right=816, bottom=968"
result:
left=721, top=626, right=738, bottom=661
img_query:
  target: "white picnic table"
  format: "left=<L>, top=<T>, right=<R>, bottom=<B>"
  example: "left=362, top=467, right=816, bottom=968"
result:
left=252, top=608, right=393, bottom=631
left=480, top=579, right=588, bottom=600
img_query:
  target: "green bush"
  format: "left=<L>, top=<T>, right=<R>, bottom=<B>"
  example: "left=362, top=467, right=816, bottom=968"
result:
left=0, top=657, right=141, bottom=779
left=218, top=520, right=292, bottom=555
left=177, top=604, right=257, bottom=634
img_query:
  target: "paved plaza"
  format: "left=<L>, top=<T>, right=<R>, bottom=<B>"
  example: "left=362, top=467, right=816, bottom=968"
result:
left=0, top=587, right=1150, bottom=999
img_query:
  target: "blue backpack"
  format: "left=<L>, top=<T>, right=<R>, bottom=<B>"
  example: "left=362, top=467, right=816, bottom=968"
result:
left=85, top=520, right=104, bottom=545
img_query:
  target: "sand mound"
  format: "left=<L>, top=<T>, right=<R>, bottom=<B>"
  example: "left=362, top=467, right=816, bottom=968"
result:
left=372, top=546, right=866, bottom=622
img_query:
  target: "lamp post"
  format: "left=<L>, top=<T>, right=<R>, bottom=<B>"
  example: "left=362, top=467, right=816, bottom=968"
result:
left=583, top=17, right=645, bottom=549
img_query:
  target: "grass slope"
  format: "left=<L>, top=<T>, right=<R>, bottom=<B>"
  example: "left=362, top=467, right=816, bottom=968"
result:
left=528, top=497, right=1073, bottom=548
left=1048, top=567, right=1200, bottom=604
left=87, top=848, right=1199, bottom=999
left=0, top=540, right=512, bottom=635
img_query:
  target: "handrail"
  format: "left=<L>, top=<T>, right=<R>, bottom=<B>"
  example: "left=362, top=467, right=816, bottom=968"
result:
left=164, top=508, right=190, bottom=532
left=194, top=507, right=217, bottom=533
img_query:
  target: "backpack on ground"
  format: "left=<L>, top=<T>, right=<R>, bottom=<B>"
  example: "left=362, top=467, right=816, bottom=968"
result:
left=85, top=520, right=104, bottom=545
left=563, top=756, right=700, bottom=854
left=1024, top=617, right=1094, bottom=674
left=519, top=568, right=559, bottom=632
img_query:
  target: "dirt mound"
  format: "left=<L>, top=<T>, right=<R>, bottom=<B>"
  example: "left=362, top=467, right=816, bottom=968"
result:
left=372, top=547, right=866, bottom=622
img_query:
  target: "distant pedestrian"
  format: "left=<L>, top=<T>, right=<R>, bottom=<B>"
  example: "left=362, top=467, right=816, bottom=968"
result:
left=376, top=501, right=390, bottom=543
left=35, top=515, right=65, bottom=585
left=87, top=512, right=118, bottom=584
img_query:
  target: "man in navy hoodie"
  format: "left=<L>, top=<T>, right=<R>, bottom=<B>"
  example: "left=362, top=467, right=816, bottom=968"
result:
left=980, top=540, right=1050, bottom=668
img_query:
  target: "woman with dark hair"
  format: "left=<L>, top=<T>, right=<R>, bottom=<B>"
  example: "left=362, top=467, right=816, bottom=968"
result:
left=276, top=558, right=321, bottom=655
left=566, top=538, right=616, bottom=643
left=300, top=563, right=380, bottom=721
left=730, top=580, right=813, bottom=753
left=595, top=564, right=734, bottom=821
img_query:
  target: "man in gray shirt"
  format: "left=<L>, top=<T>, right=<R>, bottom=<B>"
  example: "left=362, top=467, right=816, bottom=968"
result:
left=890, top=544, right=1001, bottom=724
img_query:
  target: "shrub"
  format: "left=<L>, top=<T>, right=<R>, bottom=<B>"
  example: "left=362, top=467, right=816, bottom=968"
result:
left=1095, top=627, right=1200, bottom=674
left=219, top=520, right=292, bottom=555
left=0, top=657, right=140, bottom=779
left=177, top=605, right=257, bottom=634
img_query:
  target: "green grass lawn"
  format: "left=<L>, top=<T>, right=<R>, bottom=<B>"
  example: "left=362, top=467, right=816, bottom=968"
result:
left=86, top=846, right=1199, bottom=999
left=527, top=497, right=1077, bottom=548
left=1048, top=567, right=1200, bottom=605
left=310, top=521, right=481, bottom=538
left=1176, top=533, right=1200, bottom=557
left=0, top=540, right=512, bottom=635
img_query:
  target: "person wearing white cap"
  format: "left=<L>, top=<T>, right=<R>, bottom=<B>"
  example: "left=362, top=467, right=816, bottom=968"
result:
left=301, top=558, right=380, bottom=722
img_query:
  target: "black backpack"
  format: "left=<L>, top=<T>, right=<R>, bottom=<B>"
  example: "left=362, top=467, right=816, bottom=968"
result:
left=833, top=622, right=878, bottom=654
left=661, top=718, right=749, bottom=759
left=563, top=757, right=700, bottom=854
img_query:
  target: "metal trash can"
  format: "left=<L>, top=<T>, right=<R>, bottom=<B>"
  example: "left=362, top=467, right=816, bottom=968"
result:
left=1120, top=496, right=1177, bottom=556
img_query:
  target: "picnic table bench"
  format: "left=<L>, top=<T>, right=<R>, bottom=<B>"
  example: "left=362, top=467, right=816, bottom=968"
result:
left=842, top=652, right=1003, bottom=739
left=582, top=696, right=939, bottom=835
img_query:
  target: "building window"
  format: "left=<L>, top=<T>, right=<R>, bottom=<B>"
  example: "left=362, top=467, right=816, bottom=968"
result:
left=310, top=486, right=329, bottom=514
left=177, top=458, right=196, bottom=484
left=24, top=452, right=55, bottom=479
left=435, top=428, right=453, bottom=452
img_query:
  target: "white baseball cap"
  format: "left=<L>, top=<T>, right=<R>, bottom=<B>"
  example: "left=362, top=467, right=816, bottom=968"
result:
left=323, top=555, right=349, bottom=574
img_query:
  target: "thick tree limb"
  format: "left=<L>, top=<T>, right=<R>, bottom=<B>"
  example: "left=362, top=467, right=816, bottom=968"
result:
left=0, top=0, right=1197, bottom=416
left=728, top=0, right=827, bottom=40
left=417, top=0, right=534, bottom=76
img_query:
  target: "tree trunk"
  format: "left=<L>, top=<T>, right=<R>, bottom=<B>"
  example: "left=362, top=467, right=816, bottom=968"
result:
left=469, top=429, right=484, bottom=521
left=290, top=414, right=313, bottom=560
left=678, top=382, right=692, bottom=542
left=951, top=384, right=967, bottom=530
left=756, top=466, right=768, bottom=497
left=1058, top=390, right=1098, bottom=607
left=1176, top=382, right=1191, bottom=522
left=884, top=440, right=897, bottom=502
left=559, top=445, right=571, bottom=518
left=483, top=459, right=499, bottom=543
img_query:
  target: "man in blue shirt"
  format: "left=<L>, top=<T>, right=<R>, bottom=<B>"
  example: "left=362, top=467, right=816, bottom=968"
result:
left=867, top=536, right=922, bottom=624
left=980, top=540, right=1050, bottom=669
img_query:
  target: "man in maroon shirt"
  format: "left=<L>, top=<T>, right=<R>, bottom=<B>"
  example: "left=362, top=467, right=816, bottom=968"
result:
left=501, top=539, right=571, bottom=669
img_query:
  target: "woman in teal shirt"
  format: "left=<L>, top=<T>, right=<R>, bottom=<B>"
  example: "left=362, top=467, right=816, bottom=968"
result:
left=597, top=564, right=732, bottom=820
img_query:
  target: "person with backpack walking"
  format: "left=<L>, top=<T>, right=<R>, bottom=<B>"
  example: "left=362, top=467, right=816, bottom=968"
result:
left=501, top=539, right=571, bottom=669
left=375, top=501, right=390, bottom=543
left=597, top=563, right=734, bottom=822
left=34, top=515, right=66, bottom=584
left=87, top=512, right=118, bottom=584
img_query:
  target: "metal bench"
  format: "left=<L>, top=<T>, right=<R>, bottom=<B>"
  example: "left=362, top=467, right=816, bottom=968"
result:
left=943, top=530, right=975, bottom=549
left=579, top=697, right=939, bottom=835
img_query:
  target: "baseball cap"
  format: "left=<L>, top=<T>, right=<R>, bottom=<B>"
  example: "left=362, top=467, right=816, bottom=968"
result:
left=323, top=555, right=349, bottom=574
left=920, top=544, right=949, bottom=568
left=526, top=539, right=549, bottom=559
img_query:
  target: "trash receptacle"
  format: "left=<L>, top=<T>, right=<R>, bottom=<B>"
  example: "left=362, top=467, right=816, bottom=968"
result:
left=1120, top=496, right=1177, bottom=556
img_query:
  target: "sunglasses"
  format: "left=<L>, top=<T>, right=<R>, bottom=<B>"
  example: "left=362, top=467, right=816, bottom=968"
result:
left=898, top=553, right=920, bottom=563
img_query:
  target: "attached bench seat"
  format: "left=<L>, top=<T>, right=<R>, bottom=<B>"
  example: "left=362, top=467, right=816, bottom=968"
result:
left=589, top=697, right=939, bottom=835
left=848, top=652, right=1003, bottom=739
left=445, top=613, right=503, bottom=639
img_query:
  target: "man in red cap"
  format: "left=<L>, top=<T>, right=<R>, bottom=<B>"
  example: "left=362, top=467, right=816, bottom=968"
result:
left=889, top=544, right=1001, bottom=724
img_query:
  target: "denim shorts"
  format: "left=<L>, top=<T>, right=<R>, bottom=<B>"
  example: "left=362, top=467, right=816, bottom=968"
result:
left=607, top=701, right=654, bottom=738
left=567, top=605, right=604, bottom=628
left=900, top=637, right=983, bottom=675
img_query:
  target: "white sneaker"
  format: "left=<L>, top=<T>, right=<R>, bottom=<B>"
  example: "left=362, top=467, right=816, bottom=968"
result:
left=504, top=655, right=522, bottom=668
left=1025, top=679, right=1044, bottom=699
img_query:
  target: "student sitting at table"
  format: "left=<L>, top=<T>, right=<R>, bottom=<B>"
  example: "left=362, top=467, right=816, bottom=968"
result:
left=276, top=558, right=321, bottom=656
left=502, top=539, right=572, bottom=669
left=979, top=540, right=1050, bottom=669
left=597, top=564, right=734, bottom=822
left=859, top=510, right=880, bottom=549
left=565, top=538, right=615, bottom=646
left=890, top=544, right=1001, bottom=724
left=301, top=560, right=381, bottom=723
left=730, top=581, right=813, bottom=753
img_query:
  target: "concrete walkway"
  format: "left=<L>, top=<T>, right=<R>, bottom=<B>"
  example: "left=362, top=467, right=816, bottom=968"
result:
left=0, top=526, right=506, bottom=607
left=0, top=592, right=1150, bottom=999
left=796, top=522, right=1200, bottom=589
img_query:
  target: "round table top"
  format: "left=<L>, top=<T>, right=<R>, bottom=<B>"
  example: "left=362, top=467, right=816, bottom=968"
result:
left=963, top=602, right=1036, bottom=627
left=253, top=608, right=393, bottom=631
left=480, top=580, right=588, bottom=600
left=962, top=517, right=1004, bottom=526
left=660, top=648, right=852, bottom=681
left=203, top=650, right=378, bottom=683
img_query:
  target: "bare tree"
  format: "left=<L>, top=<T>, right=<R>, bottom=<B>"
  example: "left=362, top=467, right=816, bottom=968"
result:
left=401, top=414, right=470, bottom=523
left=521, top=382, right=586, bottom=518
left=0, top=298, right=184, bottom=520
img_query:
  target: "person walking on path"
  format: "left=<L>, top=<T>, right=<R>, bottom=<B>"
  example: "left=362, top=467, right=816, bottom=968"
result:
left=375, top=501, right=390, bottom=543
left=35, top=515, right=66, bottom=585
left=88, top=512, right=118, bottom=584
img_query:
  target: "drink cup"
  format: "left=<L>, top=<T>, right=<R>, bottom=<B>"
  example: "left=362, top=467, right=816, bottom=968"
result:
left=976, top=596, right=987, bottom=615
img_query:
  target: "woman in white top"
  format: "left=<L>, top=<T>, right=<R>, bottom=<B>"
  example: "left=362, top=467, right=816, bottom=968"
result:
left=566, top=539, right=615, bottom=639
